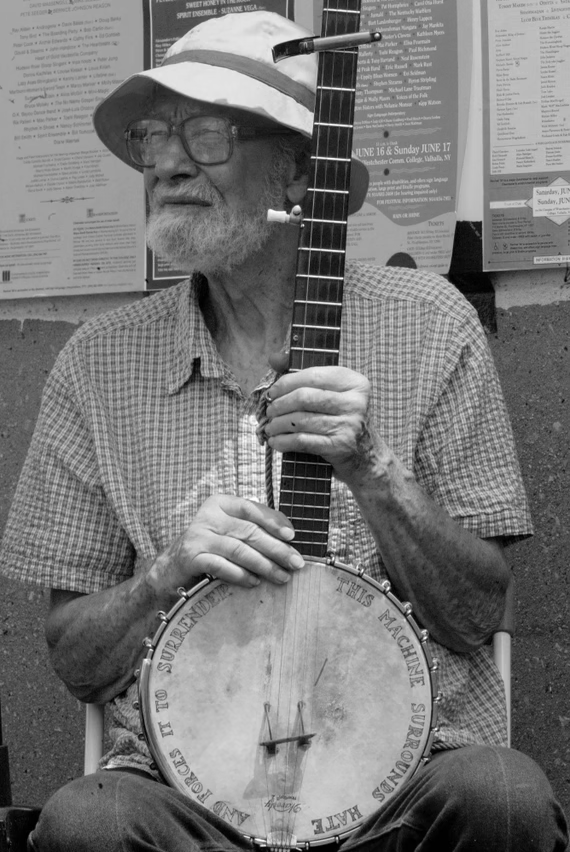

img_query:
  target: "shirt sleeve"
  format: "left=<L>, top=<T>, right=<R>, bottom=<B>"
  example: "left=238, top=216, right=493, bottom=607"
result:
left=413, top=308, right=533, bottom=544
left=0, top=358, right=135, bottom=593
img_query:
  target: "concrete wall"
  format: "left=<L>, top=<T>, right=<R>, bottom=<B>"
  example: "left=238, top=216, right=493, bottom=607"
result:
left=0, top=271, right=569, bottom=816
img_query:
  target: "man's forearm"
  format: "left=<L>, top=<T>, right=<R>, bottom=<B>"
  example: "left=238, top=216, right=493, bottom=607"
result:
left=46, top=567, right=166, bottom=704
left=45, top=495, right=305, bottom=704
left=345, top=435, right=511, bottom=653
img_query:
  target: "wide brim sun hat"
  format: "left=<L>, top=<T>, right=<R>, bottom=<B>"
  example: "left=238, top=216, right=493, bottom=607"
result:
left=92, top=10, right=368, bottom=213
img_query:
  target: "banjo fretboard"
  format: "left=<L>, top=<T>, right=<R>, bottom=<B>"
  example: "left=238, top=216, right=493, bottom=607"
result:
left=279, top=0, right=361, bottom=558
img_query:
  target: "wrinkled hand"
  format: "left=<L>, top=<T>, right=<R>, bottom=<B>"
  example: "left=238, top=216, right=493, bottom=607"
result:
left=263, top=364, right=377, bottom=483
left=148, top=494, right=305, bottom=596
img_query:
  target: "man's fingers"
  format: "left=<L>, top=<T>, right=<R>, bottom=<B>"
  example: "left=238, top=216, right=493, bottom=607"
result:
left=270, top=366, right=370, bottom=398
left=217, top=495, right=296, bottom=543
left=188, top=545, right=296, bottom=588
left=178, top=496, right=305, bottom=586
left=266, top=388, right=363, bottom=418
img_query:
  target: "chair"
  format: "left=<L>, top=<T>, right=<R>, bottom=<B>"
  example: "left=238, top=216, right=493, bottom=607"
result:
left=493, top=576, right=515, bottom=747
left=84, top=702, right=106, bottom=776
left=83, top=577, right=516, bottom=773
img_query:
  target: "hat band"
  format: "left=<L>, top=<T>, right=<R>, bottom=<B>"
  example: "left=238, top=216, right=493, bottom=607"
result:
left=161, top=49, right=315, bottom=112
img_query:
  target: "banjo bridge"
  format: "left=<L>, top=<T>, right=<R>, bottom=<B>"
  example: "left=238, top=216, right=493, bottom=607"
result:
left=260, top=733, right=316, bottom=756
left=261, top=702, right=316, bottom=755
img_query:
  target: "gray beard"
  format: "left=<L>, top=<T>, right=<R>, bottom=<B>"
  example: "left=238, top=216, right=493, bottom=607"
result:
left=146, top=170, right=287, bottom=277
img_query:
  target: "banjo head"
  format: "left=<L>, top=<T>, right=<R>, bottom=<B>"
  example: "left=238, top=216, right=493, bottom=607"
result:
left=138, top=560, right=439, bottom=848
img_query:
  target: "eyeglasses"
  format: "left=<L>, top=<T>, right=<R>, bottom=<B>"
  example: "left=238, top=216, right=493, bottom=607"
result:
left=124, top=115, right=289, bottom=168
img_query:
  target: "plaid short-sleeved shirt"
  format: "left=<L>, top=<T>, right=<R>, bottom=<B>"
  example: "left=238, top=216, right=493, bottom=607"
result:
left=0, top=263, right=532, bottom=773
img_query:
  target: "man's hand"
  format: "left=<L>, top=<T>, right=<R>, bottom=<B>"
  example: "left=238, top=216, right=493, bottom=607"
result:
left=263, top=365, right=380, bottom=483
left=147, top=494, right=305, bottom=596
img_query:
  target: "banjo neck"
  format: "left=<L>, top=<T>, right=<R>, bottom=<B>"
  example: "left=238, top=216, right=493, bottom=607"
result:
left=279, top=0, right=362, bottom=560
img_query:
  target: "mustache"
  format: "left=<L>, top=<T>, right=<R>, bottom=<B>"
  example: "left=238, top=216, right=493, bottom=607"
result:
left=150, top=183, right=221, bottom=208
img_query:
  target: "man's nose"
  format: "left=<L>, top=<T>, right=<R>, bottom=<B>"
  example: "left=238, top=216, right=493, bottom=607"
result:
left=152, top=132, right=200, bottom=180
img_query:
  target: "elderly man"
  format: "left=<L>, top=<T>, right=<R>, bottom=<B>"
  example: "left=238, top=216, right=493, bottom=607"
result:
left=0, top=10, right=566, bottom=852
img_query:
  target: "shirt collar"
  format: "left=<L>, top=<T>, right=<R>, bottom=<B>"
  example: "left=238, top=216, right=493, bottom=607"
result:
left=168, top=275, right=225, bottom=394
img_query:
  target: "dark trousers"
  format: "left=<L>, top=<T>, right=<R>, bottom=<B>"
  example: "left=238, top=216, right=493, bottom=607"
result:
left=29, top=746, right=568, bottom=852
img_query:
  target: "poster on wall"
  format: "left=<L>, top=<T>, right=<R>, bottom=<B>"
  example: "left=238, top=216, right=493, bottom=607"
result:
left=0, top=0, right=146, bottom=299
left=482, top=0, right=570, bottom=271
left=347, top=0, right=463, bottom=273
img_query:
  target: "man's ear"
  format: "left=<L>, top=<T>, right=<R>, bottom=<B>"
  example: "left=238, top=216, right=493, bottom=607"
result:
left=286, top=171, right=309, bottom=206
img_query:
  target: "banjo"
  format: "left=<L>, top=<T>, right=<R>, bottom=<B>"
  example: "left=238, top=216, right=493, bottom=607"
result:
left=137, top=4, right=440, bottom=848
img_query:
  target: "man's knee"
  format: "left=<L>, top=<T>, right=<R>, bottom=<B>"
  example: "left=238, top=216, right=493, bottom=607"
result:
left=427, top=746, right=567, bottom=848
left=30, top=771, right=148, bottom=852
left=29, top=770, right=246, bottom=852
left=434, top=746, right=553, bottom=810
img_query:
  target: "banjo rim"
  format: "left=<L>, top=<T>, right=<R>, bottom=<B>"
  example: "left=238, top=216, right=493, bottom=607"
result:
left=137, top=557, right=440, bottom=848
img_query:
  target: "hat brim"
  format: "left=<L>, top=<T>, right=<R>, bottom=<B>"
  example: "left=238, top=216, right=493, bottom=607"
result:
left=93, top=65, right=313, bottom=171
